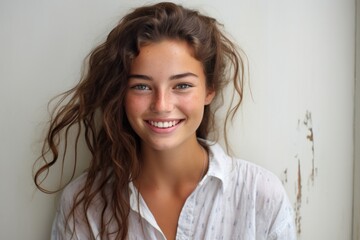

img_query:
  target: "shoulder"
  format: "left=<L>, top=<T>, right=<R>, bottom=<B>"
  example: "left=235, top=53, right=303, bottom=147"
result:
left=205, top=141, right=296, bottom=238
left=234, top=158, right=284, bottom=196
left=222, top=153, right=289, bottom=209
left=207, top=142, right=285, bottom=195
left=51, top=173, right=89, bottom=239
left=230, top=159, right=295, bottom=238
left=60, top=173, right=88, bottom=204
left=207, top=142, right=285, bottom=198
left=56, top=172, right=92, bottom=219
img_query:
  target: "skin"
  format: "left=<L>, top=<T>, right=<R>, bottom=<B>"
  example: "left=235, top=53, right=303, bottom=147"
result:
left=124, top=39, right=215, bottom=239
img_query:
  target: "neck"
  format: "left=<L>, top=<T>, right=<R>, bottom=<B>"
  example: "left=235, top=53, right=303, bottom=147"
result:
left=137, top=139, right=207, bottom=189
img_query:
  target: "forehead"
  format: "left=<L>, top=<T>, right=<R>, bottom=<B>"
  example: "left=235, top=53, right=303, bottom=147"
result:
left=136, top=39, right=195, bottom=60
left=130, top=40, right=204, bottom=77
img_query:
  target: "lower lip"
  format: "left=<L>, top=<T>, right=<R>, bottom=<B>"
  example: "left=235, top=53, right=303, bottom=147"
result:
left=145, top=120, right=182, bottom=134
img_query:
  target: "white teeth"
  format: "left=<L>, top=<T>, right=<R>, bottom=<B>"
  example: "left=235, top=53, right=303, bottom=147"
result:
left=149, top=120, right=178, bottom=128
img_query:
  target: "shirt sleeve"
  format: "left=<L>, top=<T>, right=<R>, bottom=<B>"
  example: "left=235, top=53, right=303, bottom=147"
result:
left=265, top=178, right=297, bottom=240
left=51, top=187, right=80, bottom=240
left=251, top=165, right=297, bottom=240
left=50, top=173, right=92, bottom=240
left=51, top=207, right=77, bottom=239
left=267, top=193, right=297, bottom=240
left=50, top=173, right=103, bottom=240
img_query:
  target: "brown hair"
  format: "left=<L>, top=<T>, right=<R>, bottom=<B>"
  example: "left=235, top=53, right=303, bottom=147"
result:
left=34, top=2, right=246, bottom=239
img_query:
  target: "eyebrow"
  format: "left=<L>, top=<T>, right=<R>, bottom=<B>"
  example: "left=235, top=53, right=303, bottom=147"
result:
left=170, top=72, right=198, bottom=80
left=127, top=72, right=198, bottom=81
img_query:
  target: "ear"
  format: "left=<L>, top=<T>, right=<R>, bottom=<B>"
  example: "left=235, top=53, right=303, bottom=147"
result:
left=204, top=89, right=216, bottom=105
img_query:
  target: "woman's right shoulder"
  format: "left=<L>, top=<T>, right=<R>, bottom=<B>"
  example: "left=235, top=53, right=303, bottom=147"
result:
left=59, top=172, right=88, bottom=206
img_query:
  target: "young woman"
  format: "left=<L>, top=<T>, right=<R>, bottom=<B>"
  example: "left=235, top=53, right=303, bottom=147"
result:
left=34, top=2, right=296, bottom=240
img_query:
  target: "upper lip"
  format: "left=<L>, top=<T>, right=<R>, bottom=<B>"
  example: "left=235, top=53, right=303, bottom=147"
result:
left=145, top=118, right=184, bottom=122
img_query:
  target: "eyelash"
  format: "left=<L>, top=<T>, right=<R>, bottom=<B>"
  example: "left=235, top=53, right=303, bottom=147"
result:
left=130, top=83, right=193, bottom=91
left=131, top=84, right=150, bottom=90
left=175, top=83, right=192, bottom=89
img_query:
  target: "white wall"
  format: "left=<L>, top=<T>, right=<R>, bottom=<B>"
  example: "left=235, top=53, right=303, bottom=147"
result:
left=0, top=1, right=355, bottom=239
left=354, top=0, right=360, bottom=239
left=220, top=2, right=355, bottom=239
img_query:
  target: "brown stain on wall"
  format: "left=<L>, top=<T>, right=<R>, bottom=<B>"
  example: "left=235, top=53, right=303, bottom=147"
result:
left=303, top=111, right=317, bottom=186
left=283, top=110, right=318, bottom=236
left=282, top=168, right=288, bottom=184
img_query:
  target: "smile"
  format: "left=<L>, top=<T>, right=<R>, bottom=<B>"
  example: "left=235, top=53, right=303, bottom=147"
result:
left=148, top=120, right=181, bottom=128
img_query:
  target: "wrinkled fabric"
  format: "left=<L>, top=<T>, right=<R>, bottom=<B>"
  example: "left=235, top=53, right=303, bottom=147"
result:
left=51, top=142, right=296, bottom=240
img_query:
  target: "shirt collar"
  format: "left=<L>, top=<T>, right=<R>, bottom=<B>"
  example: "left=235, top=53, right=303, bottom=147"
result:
left=129, top=182, right=163, bottom=231
left=199, top=140, right=233, bottom=192
left=128, top=140, right=233, bottom=201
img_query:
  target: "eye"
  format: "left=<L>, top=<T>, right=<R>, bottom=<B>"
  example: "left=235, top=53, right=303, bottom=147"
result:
left=175, top=83, right=192, bottom=89
left=131, top=84, right=150, bottom=91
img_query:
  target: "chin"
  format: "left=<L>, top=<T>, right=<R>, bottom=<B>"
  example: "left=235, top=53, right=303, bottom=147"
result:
left=149, top=143, right=175, bottom=152
left=144, top=138, right=180, bottom=152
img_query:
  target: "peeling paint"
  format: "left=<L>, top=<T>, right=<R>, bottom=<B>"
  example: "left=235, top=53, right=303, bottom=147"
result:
left=282, top=168, right=288, bottom=184
left=303, top=110, right=317, bottom=186
left=283, top=110, right=318, bottom=236
left=295, top=158, right=302, bottom=234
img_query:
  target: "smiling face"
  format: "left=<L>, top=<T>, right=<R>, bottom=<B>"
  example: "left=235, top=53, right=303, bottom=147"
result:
left=124, top=40, right=215, bottom=151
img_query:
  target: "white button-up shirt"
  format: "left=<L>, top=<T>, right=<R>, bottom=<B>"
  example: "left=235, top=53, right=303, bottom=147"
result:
left=52, top=143, right=296, bottom=239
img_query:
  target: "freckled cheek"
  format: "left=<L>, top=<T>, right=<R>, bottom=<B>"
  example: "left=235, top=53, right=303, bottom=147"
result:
left=176, top=94, right=205, bottom=116
left=124, top=96, right=149, bottom=117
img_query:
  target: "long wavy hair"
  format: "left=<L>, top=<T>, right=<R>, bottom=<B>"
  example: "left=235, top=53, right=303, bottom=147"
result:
left=34, top=2, right=246, bottom=239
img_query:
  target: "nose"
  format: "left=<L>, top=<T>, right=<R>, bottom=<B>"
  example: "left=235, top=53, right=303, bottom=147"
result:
left=150, top=90, right=173, bottom=113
